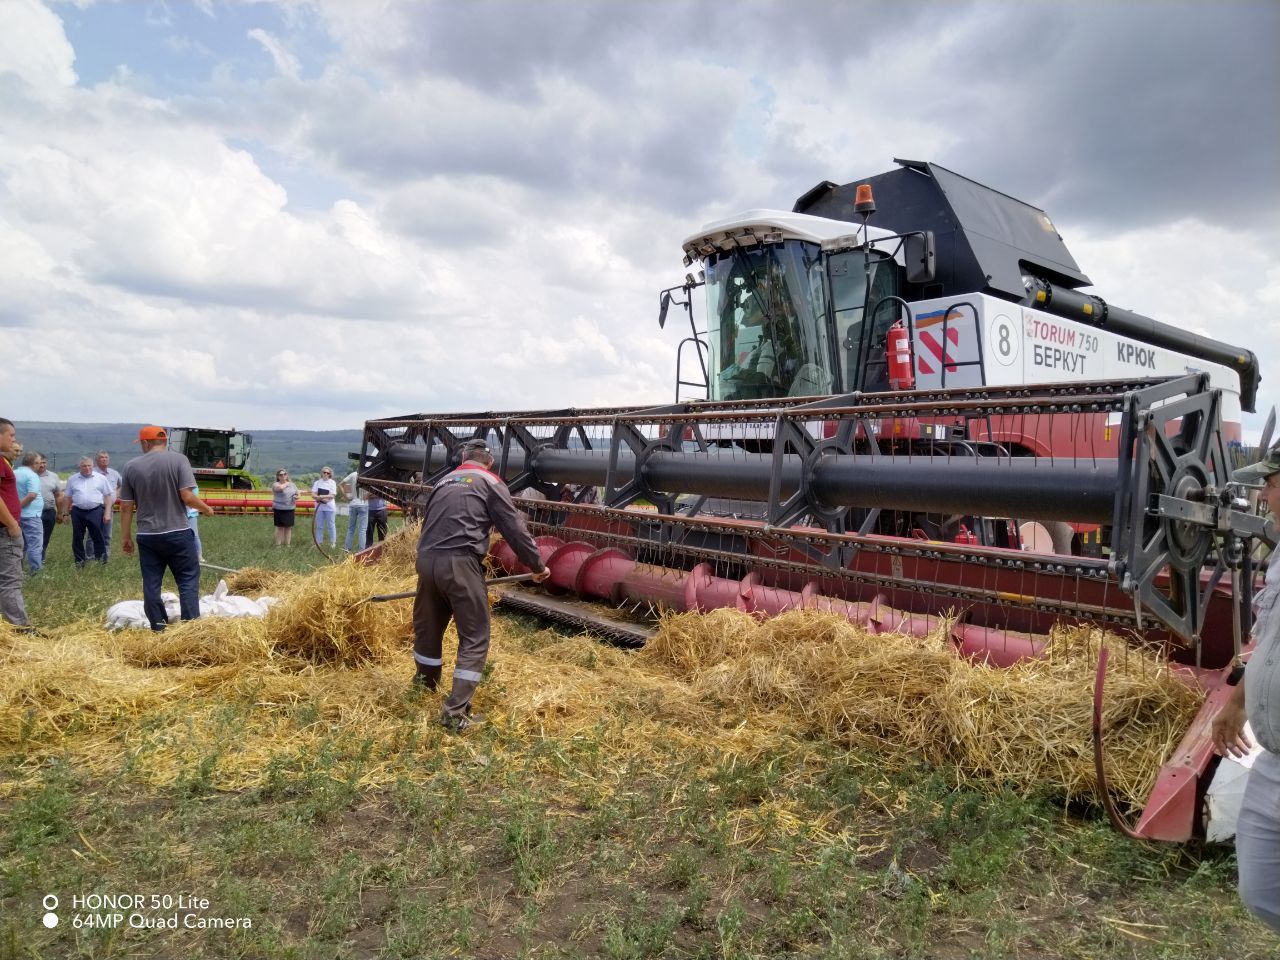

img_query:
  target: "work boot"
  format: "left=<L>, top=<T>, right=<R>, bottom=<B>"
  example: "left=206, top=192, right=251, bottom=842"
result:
left=412, top=664, right=442, bottom=692
left=441, top=677, right=479, bottom=719
left=439, top=712, right=483, bottom=734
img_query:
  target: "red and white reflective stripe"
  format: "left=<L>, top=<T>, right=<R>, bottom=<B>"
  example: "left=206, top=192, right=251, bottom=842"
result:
left=917, top=327, right=960, bottom=375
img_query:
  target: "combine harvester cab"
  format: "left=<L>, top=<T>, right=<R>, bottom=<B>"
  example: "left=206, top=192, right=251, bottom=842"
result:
left=664, top=157, right=1257, bottom=554
left=166, top=427, right=259, bottom=489
left=358, top=160, right=1272, bottom=842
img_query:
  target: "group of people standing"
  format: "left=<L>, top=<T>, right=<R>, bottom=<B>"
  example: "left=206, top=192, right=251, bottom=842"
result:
left=271, top=465, right=388, bottom=551
left=1, top=420, right=212, bottom=633
left=1, top=435, right=124, bottom=576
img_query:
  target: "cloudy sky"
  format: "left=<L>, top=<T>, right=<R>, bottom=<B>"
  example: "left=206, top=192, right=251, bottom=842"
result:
left=1, top=0, right=1277, bottom=433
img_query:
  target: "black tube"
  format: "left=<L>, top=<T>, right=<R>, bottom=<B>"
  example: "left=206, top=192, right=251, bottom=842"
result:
left=1024, top=278, right=1259, bottom=412
left=808, top=456, right=1116, bottom=523
left=386, top=443, right=1116, bottom=524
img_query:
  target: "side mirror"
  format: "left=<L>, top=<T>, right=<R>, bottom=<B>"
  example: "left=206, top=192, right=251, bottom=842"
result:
left=658, top=291, right=672, bottom=329
left=903, top=231, right=936, bottom=284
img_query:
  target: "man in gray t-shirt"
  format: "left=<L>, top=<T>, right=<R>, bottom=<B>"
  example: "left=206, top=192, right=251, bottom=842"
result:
left=1213, top=443, right=1280, bottom=932
left=118, top=426, right=213, bottom=631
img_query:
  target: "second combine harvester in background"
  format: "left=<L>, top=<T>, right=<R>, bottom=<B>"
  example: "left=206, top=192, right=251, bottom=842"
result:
left=356, top=159, right=1272, bottom=842
left=165, top=426, right=261, bottom=490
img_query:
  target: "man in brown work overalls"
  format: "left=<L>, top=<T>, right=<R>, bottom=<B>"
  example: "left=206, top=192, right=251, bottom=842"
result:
left=412, top=439, right=548, bottom=732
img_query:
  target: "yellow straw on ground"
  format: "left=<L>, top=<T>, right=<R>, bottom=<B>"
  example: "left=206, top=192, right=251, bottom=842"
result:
left=0, top=573, right=1202, bottom=809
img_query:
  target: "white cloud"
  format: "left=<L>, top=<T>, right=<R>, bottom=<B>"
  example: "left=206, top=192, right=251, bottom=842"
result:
left=247, top=27, right=301, bottom=81
left=0, top=0, right=1275, bottom=435
left=0, top=0, right=77, bottom=93
left=1, top=78, right=463, bottom=323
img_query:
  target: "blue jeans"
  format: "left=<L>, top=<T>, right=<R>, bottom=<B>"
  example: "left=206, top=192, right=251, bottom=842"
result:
left=315, top=507, right=337, bottom=546
left=1238, top=748, right=1280, bottom=932
left=71, top=505, right=108, bottom=566
left=344, top=503, right=369, bottom=552
left=137, top=529, right=201, bottom=631
left=188, top=515, right=202, bottom=560
left=19, top=515, right=43, bottom=573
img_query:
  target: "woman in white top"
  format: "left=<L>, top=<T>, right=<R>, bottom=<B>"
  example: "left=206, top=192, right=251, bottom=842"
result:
left=311, top=466, right=338, bottom=547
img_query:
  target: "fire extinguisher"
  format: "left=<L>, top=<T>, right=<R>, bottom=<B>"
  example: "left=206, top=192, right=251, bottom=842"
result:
left=887, top=320, right=915, bottom=390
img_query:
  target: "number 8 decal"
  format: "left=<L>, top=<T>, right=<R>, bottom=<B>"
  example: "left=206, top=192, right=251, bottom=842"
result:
left=990, top=314, right=1019, bottom=367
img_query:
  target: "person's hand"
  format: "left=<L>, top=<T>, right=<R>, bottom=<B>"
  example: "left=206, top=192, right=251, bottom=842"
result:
left=103, top=508, right=111, bottom=524
left=3, top=519, right=19, bottom=538
left=532, top=567, right=551, bottom=583
left=122, top=537, right=135, bottom=556
left=1211, top=699, right=1253, bottom=759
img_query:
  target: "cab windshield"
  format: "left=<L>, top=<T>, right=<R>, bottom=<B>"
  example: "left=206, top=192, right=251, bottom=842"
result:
left=704, top=241, right=833, bottom=402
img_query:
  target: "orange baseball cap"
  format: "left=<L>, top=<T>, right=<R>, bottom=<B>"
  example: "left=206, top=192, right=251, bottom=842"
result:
left=138, top=426, right=168, bottom=443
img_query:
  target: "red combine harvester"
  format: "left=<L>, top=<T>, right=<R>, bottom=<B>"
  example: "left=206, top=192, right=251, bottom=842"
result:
left=357, top=161, right=1272, bottom=841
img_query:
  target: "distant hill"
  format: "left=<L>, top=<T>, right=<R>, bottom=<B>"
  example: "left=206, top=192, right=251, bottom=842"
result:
left=12, top=422, right=363, bottom=480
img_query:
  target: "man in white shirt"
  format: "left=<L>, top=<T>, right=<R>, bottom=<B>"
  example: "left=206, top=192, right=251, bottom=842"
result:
left=94, top=450, right=122, bottom=559
left=341, top=467, right=368, bottom=554
left=65, top=457, right=114, bottom=567
left=35, top=454, right=66, bottom=562
left=1213, top=444, right=1280, bottom=931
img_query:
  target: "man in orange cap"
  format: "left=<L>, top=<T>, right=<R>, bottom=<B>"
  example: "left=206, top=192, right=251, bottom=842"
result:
left=118, top=426, right=213, bottom=631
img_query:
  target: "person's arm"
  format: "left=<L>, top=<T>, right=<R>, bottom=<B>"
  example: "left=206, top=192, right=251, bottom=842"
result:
left=180, top=486, right=214, bottom=517
left=98, top=474, right=114, bottom=523
left=119, top=500, right=135, bottom=554
left=486, top=483, right=549, bottom=580
left=170, top=462, right=210, bottom=516
left=19, top=478, right=37, bottom=509
left=1210, top=679, right=1253, bottom=758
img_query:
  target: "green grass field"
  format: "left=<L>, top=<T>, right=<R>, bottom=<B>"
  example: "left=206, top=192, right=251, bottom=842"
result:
left=2, top=516, right=1275, bottom=959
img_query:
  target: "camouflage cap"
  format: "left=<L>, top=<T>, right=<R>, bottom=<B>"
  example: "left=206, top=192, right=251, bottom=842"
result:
left=458, top=438, right=492, bottom=460
left=1233, top=442, right=1280, bottom=484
